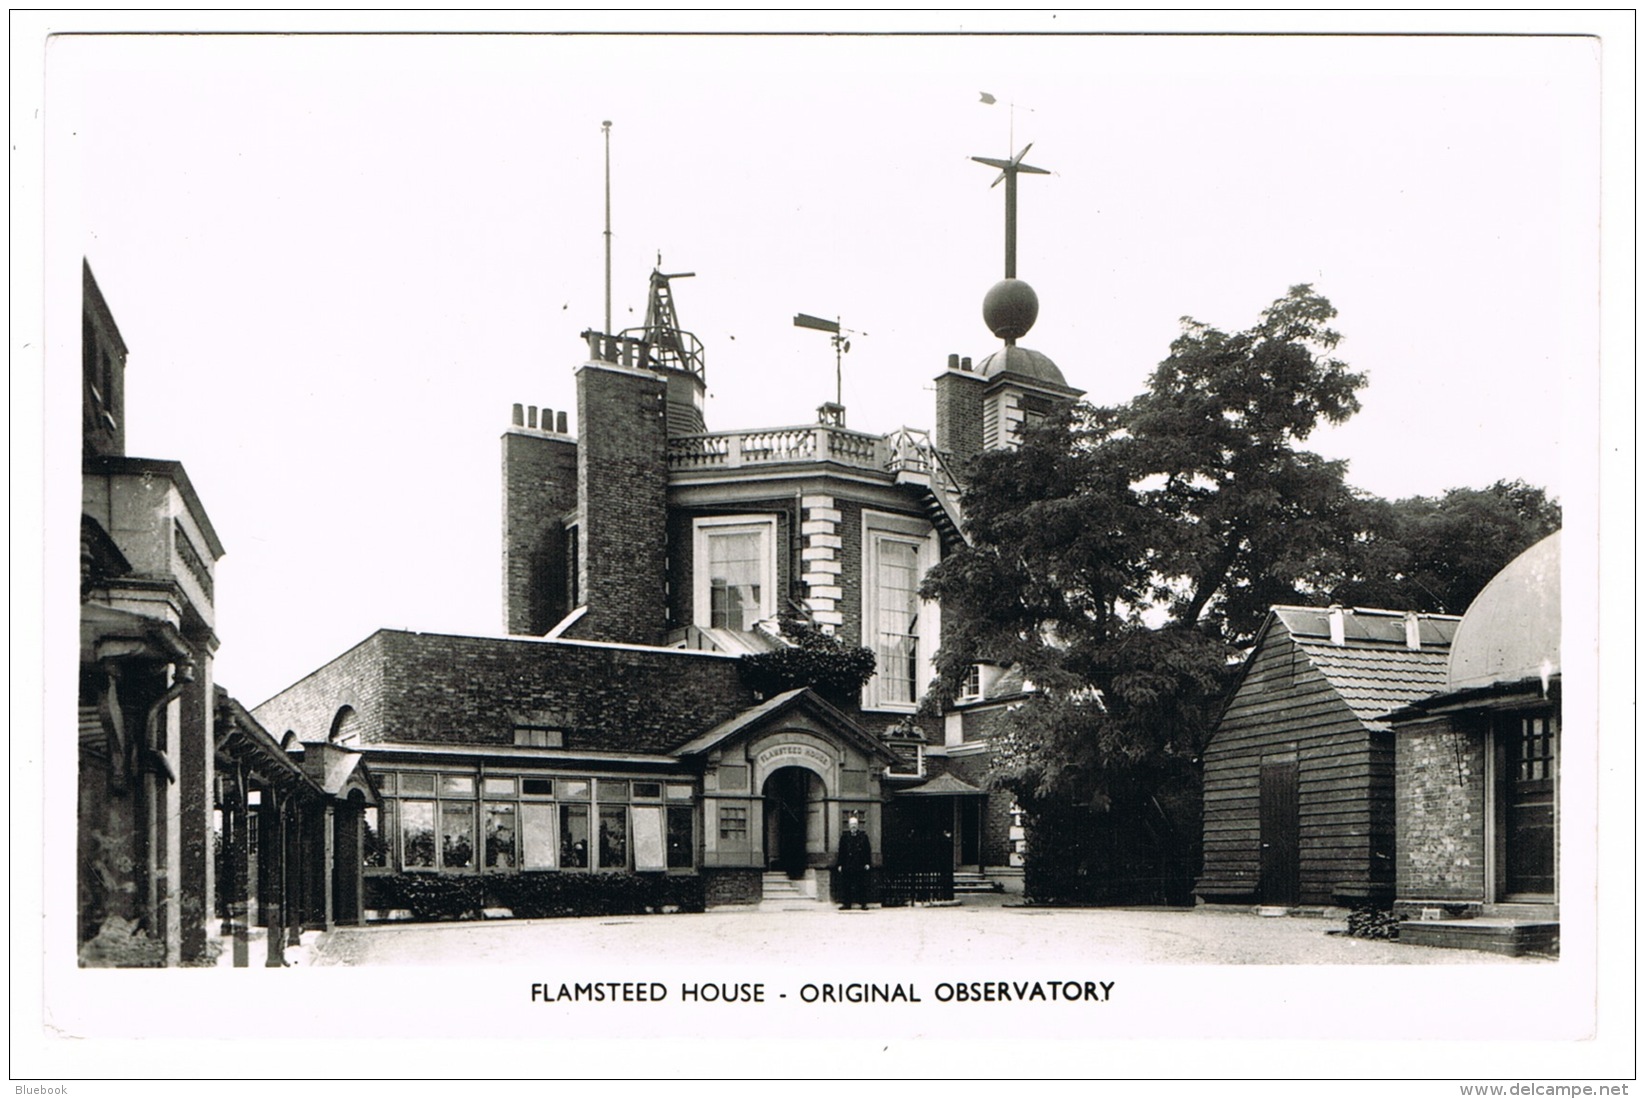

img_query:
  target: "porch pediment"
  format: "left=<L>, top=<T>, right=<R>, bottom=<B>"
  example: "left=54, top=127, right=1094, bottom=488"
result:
left=671, top=687, right=898, bottom=765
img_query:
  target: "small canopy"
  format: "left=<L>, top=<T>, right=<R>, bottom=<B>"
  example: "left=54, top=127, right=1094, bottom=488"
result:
left=895, top=772, right=988, bottom=798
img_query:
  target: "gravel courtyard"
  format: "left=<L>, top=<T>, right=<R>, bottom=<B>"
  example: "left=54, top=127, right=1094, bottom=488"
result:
left=307, top=896, right=1543, bottom=966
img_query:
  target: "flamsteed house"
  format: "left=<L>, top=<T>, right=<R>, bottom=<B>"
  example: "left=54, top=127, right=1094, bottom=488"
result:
left=254, top=256, right=1082, bottom=916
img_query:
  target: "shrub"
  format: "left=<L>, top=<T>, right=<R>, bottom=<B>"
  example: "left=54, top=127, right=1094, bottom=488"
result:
left=365, top=873, right=705, bottom=922
left=739, top=617, right=876, bottom=707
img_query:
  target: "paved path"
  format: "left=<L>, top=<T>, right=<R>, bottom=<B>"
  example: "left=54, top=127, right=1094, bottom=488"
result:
left=310, top=899, right=1541, bottom=966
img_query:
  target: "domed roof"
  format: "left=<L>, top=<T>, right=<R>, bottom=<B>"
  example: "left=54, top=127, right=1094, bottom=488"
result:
left=975, top=345, right=1068, bottom=387
left=1446, top=531, right=1561, bottom=692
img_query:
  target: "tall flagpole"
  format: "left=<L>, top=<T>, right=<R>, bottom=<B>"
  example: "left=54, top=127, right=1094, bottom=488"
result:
left=602, top=120, right=613, bottom=335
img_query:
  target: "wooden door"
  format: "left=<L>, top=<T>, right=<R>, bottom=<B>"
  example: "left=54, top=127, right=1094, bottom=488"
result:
left=1259, top=759, right=1300, bottom=906
left=1505, top=714, right=1557, bottom=897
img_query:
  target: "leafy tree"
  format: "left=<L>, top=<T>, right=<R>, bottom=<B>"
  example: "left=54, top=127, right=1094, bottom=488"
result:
left=923, top=285, right=1372, bottom=903
left=1332, top=480, right=1561, bottom=614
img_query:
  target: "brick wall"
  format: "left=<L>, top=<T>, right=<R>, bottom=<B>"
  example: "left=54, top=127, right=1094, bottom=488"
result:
left=702, top=868, right=762, bottom=906
left=573, top=363, right=669, bottom=645
left=1395, top=718, right=1488, bottom=902
left=502, top=429, right=578, bottom=635
left=934, top=369, right=985, bottom=467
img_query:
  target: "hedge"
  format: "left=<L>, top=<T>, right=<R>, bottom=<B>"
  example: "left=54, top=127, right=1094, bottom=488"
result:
left=365, top=872, right=707, bottom=922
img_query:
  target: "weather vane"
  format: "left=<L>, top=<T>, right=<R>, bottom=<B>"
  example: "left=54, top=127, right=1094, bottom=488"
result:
left=971, top=144, right=1051, bottom=280
left=793, top=313, right=865, bottom=410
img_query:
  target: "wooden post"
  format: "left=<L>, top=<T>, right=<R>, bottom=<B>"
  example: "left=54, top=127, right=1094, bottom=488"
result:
left=323, top=802, right=336, bottom=931
left=286, top=798, right=303, bottom=947
left=230, top=765, right=249, bottom=968
left=976, top=798, right=987, bottom=879
left=355, top=802, right=367, bottom=926
left=264, top=791, right=285, bottom=967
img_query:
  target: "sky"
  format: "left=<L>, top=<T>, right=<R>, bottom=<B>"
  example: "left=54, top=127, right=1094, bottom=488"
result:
left=43, top=27, right=1605, bottom=708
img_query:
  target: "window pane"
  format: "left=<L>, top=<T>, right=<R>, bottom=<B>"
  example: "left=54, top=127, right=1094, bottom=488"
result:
left=709, top=530, right=763, bottom=630
left=665, top=783, right=694, bottom=801
left=598, top=780, right=629, bottom=803
left=400, top=773, right=436, bottom=796
left=667, top=805, right=694, bottom=868
left=599, top=805, right=629, bottom=869
left=441, top=775, right=475, bottom=797
left=363, top=806, right=386, bottom=868
left=484, top=802, right=517, bottom=869
left=482, top=776, right=516, bottom=797
left=633, top=782, right=662, bottom=800
left=402, top=801, right=436, bottom=868
left=561, top=804, right=590, bottom=868
left=719, top=806, right=748, bottom=841
left=633, top=806, right=666, bottom=871
left=876, top=539, right=921, bottom=703
left=520, top=802, right=557, bottom=870
left=559, top=779, right=590, bottom=801
left=521, top=777, right=554, bottom=797
left=442, top=803, right=475, bottom=869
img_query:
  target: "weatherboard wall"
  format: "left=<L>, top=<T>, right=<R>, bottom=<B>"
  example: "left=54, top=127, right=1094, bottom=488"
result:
left=1197, top=621, right=1394, bottom=906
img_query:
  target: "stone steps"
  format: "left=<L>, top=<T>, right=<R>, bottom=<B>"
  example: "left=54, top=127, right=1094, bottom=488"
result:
left=759, top=872, right=823, bottom=911
left=1399, top=919, right=1560, bottom=957
left=953, top=872, right=1004, bottom=894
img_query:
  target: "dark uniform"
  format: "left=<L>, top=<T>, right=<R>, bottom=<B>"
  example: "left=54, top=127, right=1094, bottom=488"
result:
left=835, top=825, right=873, bottom=910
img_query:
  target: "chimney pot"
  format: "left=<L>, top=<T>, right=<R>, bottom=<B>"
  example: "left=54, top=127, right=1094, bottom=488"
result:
left=512, top=403, right=524, bottom=427
left=1404, top=611, right=1422, bottom=651
left=947, top=353, right=960, bottom=371
left=1328, top=605, right=1347, bottom=647
left=961, top=357, right=973, bottom=372
left=556, top=410, right=569, bottom=433
left=528, top=406, right=538, bottom=429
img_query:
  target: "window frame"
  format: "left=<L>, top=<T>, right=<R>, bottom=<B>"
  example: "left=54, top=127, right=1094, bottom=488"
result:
left=375, top=768, right=698, bottom=875
left=860, top=510, right=941, bottom=712
left=692, top=514, right=779, bottom=632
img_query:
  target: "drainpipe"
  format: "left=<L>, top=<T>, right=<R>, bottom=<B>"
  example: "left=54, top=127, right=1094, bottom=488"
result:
left=141, top=660, right=194, bottom=943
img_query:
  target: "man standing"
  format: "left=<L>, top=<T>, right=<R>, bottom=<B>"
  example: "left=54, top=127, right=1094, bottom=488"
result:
left=836, top=815, right=872, bottom=910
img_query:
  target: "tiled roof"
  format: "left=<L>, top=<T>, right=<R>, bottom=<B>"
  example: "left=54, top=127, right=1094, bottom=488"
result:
left=1292, top=636, right=1452, bottom=729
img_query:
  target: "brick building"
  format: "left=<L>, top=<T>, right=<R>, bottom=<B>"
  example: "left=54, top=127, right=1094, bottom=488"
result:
left=255, top=263, right=1081, bottom=915
left=1385, top=532, right=1561, bottom=955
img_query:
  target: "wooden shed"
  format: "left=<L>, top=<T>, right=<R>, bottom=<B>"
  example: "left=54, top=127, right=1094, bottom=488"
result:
left=1197, top=607, right=1459, bottom=908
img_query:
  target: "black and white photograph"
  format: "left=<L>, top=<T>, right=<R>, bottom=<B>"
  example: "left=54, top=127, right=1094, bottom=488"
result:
left=12, top=10, right=1633, bottom=1088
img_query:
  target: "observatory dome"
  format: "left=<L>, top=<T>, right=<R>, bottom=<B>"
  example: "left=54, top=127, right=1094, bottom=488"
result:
left=1446, top=531, right=1561, bottom=692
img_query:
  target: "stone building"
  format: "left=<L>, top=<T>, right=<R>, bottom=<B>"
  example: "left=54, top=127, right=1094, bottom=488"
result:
left=1385, top=532, right=1561, bottom=955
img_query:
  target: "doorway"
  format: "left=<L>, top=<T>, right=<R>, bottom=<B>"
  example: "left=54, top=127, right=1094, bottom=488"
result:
left=1502, top=713, right=1557, bottom=898
left=1259, top=758, right=1300, bottom=906
left=762, top=767, right=820, bottom=879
